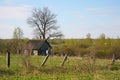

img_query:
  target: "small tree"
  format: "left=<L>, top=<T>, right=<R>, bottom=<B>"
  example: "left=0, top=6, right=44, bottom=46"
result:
left=99, top=33, right=105, bottom=40
left=13, top=27, right=24, bottom=53
left=86, top=33, right=91, bottom=39
left=13, top=27, right=24, bottom=39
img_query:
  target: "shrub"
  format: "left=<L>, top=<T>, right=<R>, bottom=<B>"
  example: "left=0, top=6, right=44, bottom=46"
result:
left=96, top=50, right=107, bottom=58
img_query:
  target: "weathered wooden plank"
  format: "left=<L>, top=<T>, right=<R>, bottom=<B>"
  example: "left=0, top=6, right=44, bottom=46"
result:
left=61, top=54, right=67, bottom=66
left=6, top=51, right=10, bottom=68
left=41, top=55, right=49, bottom=66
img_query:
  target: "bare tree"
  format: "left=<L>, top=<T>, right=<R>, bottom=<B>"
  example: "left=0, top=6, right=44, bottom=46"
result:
left=13, top=27, right=24, bottom=39
left=27, top=7, right=63, bottom=39
left=86, top=33, right=91, bottom=39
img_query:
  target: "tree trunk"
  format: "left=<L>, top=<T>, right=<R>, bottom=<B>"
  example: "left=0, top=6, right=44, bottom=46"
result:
left=42, top=34, right=46, bottom=39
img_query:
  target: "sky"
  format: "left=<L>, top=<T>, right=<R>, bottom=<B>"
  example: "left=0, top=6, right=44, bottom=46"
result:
left=0, top=0, right=120, bottom=39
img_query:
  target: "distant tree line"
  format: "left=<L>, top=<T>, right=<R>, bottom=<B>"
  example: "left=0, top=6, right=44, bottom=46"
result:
left=0, top=39, right=28, bottom=54
left=0, top=35, right=120, bottom=59
left=0, top=29, right=120, bottom=59
left=52, top=34, right=120, bottom=59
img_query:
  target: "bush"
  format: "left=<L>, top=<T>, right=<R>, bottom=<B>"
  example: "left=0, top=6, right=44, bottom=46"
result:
left=96, top=50, right=107, bottom=58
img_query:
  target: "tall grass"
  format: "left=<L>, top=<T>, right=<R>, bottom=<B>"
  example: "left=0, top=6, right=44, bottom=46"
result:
left=0, top=54, right=120, bottom=80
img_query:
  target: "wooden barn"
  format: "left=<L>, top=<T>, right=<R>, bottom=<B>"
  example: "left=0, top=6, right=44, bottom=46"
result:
left=23, top=40, right=52, bottom=55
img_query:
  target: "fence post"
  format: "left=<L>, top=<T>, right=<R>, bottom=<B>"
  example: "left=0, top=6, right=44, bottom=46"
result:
left=61, top=54, right=67, bottom=66
left=111, top=54, right=115, bottom=65
left=6, top=50, right=10, bottom=68
left=41, top=55, right=49, bottom=66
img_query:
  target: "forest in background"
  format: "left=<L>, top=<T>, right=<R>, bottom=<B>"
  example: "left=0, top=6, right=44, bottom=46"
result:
left=0, top=36, right=120, bottom=59
left=52, top=38, right=120, bottom=59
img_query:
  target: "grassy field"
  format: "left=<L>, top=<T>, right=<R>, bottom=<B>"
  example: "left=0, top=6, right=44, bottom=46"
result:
left=0, top=54, right=120, bottom=80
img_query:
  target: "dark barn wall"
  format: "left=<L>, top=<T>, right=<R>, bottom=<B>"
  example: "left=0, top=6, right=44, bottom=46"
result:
left=38, top=43, right=51, bottom=55
left=38, top=43, right=46, bottom=55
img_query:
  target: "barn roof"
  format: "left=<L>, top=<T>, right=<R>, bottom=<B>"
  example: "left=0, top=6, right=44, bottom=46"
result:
left=25, top=40, right=51, bottom=50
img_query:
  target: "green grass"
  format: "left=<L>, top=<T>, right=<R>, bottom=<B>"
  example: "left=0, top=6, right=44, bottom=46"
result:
left=0, top=54, right=120, bottom=80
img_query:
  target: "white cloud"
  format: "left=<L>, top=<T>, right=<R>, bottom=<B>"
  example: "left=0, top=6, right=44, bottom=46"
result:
left=0, top=24, right=33, bottom=39
left=86, top=7, right=113, bottom=17
left=0, top=5, right=32, bottom=20
left=4, top=0, right=14, bottom=2
left=0, top=24, right=14, bottom=39
left=93, top=13, right=112, bottom=17
left=4, top=0, right=19, bottom=4
left=0, top=5, right=33, bottom=39
left=72, top=11, right=86, bottom=19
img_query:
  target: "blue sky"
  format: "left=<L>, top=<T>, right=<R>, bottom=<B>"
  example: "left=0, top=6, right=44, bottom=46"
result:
left=0, top=0, right=120, bottom=39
